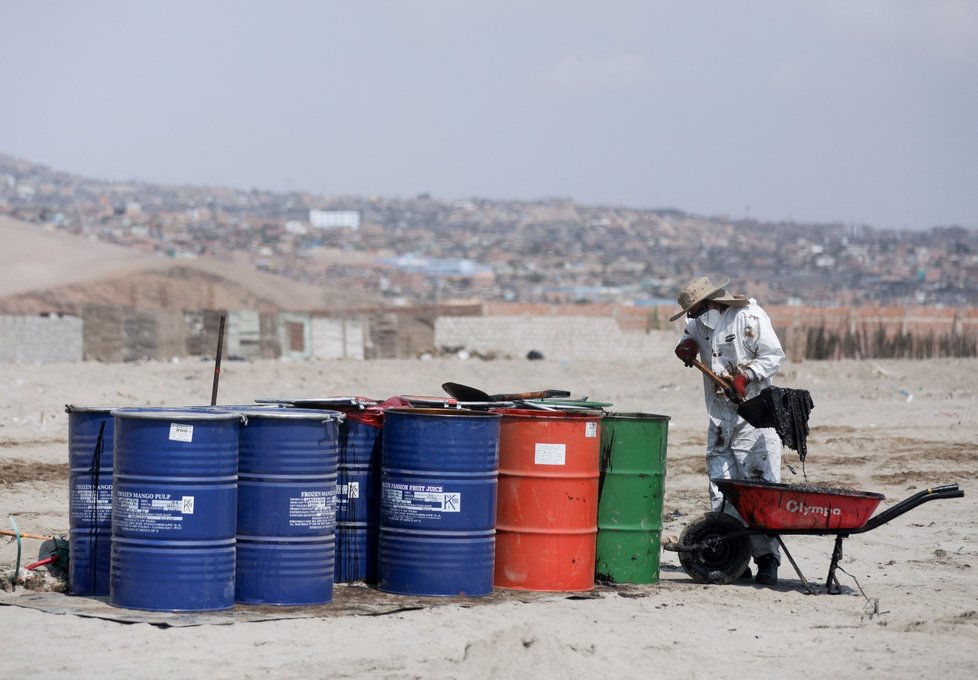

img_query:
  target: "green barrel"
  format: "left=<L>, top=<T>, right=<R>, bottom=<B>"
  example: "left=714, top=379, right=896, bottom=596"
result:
left=595, top=412, right=669, bottom=584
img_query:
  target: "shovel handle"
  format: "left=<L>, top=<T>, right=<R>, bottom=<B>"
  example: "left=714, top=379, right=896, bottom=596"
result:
left=489, top=390, right=571, bottom=401
left=690, top=359, right=743, bottom=404
left=0, top=529, right=54, bottom=541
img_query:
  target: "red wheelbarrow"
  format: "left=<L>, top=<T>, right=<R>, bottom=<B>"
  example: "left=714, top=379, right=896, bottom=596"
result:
left=669, top=479, right=965, bottom=594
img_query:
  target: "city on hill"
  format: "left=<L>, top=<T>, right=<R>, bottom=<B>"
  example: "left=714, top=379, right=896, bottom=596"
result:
left=2, top=152, right=976, bottom=310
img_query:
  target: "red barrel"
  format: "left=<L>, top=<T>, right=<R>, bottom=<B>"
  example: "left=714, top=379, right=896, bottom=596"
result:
left=494, top=409, right=601, bottom=591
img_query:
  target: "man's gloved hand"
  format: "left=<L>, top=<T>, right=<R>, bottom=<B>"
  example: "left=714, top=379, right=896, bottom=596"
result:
left=674, top=338, right=698, bottom=367
left=731, top=374, right=750, bottom=400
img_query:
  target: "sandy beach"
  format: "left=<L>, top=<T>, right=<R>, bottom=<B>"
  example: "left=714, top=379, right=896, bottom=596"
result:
left=1, top=355, right=976, bottom=679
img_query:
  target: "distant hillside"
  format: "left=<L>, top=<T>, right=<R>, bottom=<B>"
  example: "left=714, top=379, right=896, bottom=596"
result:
left=0, top=216, right=377, bottom=313
left=3, top=151, right=977, bottom=307
left=0, top=215, right=157, bottom=297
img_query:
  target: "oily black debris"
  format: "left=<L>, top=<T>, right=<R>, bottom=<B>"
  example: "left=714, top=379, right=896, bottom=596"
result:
left=781, top=482, right=878, bottom=497
left=737, top=386, right=815, bottom=462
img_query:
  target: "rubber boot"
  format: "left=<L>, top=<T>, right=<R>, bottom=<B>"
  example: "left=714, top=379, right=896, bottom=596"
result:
left=754, top=554, right=779, bottom=586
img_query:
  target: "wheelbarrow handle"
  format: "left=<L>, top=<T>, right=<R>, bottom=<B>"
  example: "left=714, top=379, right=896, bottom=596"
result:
left=925, top=483, right=960, bottom=494
left=857, top=483, right=964, bottom=534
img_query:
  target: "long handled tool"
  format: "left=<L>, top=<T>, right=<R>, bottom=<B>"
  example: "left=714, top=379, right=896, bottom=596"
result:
left=0, top=528, right=54, bottom=541
left=690, top=359, right=742, bottom=402
left=441, top=382, right=571, bottom=402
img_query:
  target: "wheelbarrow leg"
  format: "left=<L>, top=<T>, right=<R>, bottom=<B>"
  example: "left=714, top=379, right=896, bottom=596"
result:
left=825, top=535, right=846, bottom=594
left=776, top=536, right=816, bottom=595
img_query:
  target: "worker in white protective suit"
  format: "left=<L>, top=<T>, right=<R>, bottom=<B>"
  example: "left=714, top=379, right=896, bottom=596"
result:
left=671, top=276, right=786, bottom=586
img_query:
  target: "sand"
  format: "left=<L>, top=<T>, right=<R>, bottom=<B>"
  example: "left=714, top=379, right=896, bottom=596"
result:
left=1, top=355, right=976, bottom=679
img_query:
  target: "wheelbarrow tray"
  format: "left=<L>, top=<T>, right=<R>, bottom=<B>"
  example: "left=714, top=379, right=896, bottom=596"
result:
left=673, top=482, right=962, bottom=592
left=715, top=479, right=885, bottom=531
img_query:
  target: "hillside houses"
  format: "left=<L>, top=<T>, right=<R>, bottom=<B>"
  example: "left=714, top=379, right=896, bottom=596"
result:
left=2, top=153, right=977, bottom=309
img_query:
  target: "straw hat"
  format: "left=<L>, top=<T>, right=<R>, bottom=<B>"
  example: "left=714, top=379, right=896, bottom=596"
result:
left=669, top=276, right=749, bottom=321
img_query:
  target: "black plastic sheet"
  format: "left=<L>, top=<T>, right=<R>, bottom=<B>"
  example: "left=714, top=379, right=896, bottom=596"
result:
left=737, top=387, right=815, bottom=462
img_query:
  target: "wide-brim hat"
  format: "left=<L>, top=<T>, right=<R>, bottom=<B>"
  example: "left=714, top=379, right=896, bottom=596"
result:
left=669, top=276, right=749, bottom=321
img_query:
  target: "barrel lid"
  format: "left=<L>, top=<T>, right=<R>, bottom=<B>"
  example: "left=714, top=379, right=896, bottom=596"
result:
left=528, top=398, right=613, bottom=409
left=494, top=407, right=602, bottom=419
left=65, top=404, right=117, bottom=414
left=255, top=396, right=378, bottom=408
left=384, top=407, right=501, bottom=418
left=110, top=407, right=241, bottom=421
left=602, top=411, right=671, bottom=421
left=397, top=395, right=458, bottom=408
left=235, top=407, right=345, bottom=421
left=456, top=400, right=515, bottom=409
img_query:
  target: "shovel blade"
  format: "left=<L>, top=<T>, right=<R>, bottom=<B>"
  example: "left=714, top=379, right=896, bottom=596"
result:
left=441, top=382, right=490, bottom=401
left=736, top=393, right=776, bottom=429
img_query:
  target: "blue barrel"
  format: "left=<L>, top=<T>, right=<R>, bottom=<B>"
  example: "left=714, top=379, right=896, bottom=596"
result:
left=66, top=405, right=115, bottom=596
left=334, top=408, right=383, bottom=583
left=264, top=398, right=383, bottom=584
left=232, top=407, right=342, bottom=605
left=379, top=408, right=500, bottom=597
left=109, top=408, right=239, bottom=612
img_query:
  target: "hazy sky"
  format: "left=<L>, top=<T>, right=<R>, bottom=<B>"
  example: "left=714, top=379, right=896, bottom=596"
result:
left=2, top=1, right=976, bottom=231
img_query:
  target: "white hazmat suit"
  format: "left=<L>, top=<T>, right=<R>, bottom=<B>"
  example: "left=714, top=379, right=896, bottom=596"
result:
left=680, top=298, right=786, bottom=560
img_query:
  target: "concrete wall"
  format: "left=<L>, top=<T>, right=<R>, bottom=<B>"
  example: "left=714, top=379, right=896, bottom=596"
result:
left=226, top=310, right=263, bottom=360
left=0, top=313, right=83, bottom=363
left=311, top=317, right=365, bottom=360
left=480, top=303, right=978, bottom=360
left=434, top=315, right=675, bottom=362
left=183, top=309, right=228, bottom=359
left=11, top=303, right=973, bottom=364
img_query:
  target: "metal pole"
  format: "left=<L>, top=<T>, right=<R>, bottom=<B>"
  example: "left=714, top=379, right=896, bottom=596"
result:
left=210, top=314, right=226, bottom=406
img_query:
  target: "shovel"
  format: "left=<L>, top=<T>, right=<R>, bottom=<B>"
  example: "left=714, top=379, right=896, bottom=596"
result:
left=441, top=382, right=571, bottom=402
left=690, top=359, right=744, bottom=404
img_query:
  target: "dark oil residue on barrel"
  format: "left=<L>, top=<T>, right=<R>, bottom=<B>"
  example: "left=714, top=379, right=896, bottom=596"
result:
left=598, top=430, right=616, bottom=496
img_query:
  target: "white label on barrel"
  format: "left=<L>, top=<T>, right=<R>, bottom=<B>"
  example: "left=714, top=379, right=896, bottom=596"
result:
left=585, top=422, right=597, bottom=438
left=336, top=482, right=359, bottom=511
left=70, top=481, right=113, bottom=522
left=147, top=497, right=194, bottom=513
left=169, top=423, right=194, bottom=442
left=381, top=481, right=462, bottom=522
left=115, top=490, right=193, bottom=533
left=535, top=443, right=566, bottom=465
left=288, top=490, right=334, bottom=530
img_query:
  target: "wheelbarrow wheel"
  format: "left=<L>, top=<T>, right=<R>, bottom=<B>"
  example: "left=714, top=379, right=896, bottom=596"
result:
left=678, top=512, right=751, bottom=585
